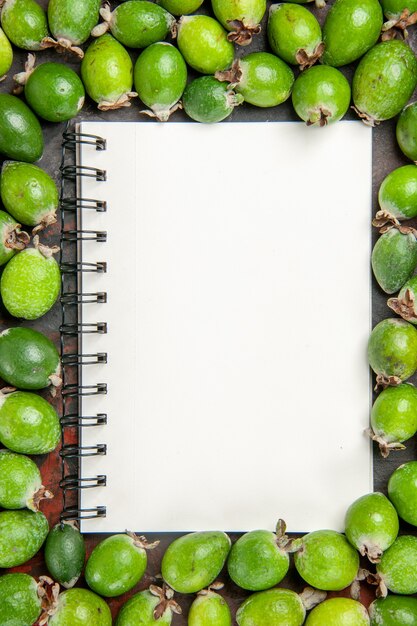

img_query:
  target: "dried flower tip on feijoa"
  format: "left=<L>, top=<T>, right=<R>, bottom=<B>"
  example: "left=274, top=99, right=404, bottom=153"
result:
left=380, top=0, right=417, bottom=39
left=0, top=573, right=42, bottom=626
left=0, top=210, right=29, bottom=267
left=369, top=383, right=417, bottom=456
left=211, top=0, right=266, bottom=45
left=388, top=276, right=417, bottom=324
left=372, top=225, right=417, bottom=294
left=0, top=28, right=12, bottom=80
left=42, top=587, right=112, bottom=626
left=177, top=15, right=234, bottom=75
left=0, top=509, right=49, bottom=568
left=368, top=319, right=417, bottom=388
left=306, top=598, right=370, bottom=625
left=0, top=94, right=43, bottom=162
left=45, top=522, right=86, bottom=589
left=116, top=585, right=181, bottom=625
left=369, top=595, right=417, bottom=626
left=183, top=76, right=243, bottom=123
left=42, top=0, right=101, bottom=57
left=0, top=0, right=49, bottom=50
left=375, top=535, right=417, bottom=596
left=0, top=449, right=53, bottom=511
left=397, top=104, right=417, bottom=163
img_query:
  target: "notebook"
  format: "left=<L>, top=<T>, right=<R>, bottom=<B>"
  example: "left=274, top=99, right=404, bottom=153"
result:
left=69, top=120, right=373, bottom=533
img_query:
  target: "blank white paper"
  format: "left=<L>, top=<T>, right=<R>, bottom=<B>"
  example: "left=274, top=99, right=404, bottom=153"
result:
left=77, top=120, right=373, bottom=533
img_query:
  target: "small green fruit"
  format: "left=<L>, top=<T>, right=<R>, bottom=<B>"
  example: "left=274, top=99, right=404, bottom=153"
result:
left=372, top=226, right=417, bottom=294
left=344, top=492, right=399, bottom=562
left=45, top=522, right=86, bottom=589
left=292, top=65, right=351, bottom=126
left=0, top=210, right=29, bottom=267
left=177, top=15, right=234, bottom=75
left=368, top=318, right=417, bottom=386
left=85, top=532, right=159, bottom=597
left=1, top=0, right=49, bottom=51
left=189, top=587, right=232, bottom=626
left=370, top=383, right=417, bottom=455
left=134, top=43, right=187, bottom=122
left=211, top=0, right=266, bottom=45
left=81, top=34, right=137, bottom=110
left=388, top=461, right=417, bottom=526
left=157, top=0, right=203, bottom=16
left=183, top=76, right=243, bottom=123
left=0, top=94, right=44, bottom=162
left=376, top=535, right=417, bottom=595
left=0, top=390, right=61, bottom=454
left=116, top=586, right=181, bottom=625
left=0, top=160, right=58, bottom=230
left=353, top=40, right=417, bottom=126
left=0, top=449, right=53, bottom=511
left=236, top=589, right=307, bottom=626
left=377, top=165, right=417, bottom=222
left=397, top=103, right=417, bottom=163
left=49, top=588, right=112, bottom=626
left=0, top=327, right=61, bottom=390
left=0, top=28, right=13, bottom=79
left=46, top=0, right=101, bottom=57
left=369, top=595, right=417, bottom=626
left=305, top=597, right=370, bottom=625
left=0, top=509, right=49, bottom=567
left=162, top=531, right=231, bottom=594
left=0, top=573, right=42, bottom=626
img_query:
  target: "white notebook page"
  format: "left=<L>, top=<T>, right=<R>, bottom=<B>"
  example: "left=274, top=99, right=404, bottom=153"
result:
left=77, top=120, right=373, bottom=533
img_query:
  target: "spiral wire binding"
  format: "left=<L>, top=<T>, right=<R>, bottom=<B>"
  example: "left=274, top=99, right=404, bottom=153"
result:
left=59, top=124, right=108, bottom=523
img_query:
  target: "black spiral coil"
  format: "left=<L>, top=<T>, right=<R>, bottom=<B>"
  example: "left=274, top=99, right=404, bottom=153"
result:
left=59, top=126, right=108, bottom=523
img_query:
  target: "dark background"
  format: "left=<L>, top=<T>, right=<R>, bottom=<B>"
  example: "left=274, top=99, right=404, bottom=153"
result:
left=1, top=0, right=417, bottom=622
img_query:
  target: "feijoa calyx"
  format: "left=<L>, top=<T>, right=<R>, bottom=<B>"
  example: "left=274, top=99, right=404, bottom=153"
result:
left=45, top=522, right=86, bottom=589
left=211, top=0, right=266, bottom=45
left=0, top=449, right=53, bottom=511
left=388, top=276, right=417, bottom=324
left=0, top=210, right=29, bottom=267
left=368, top=318, right=417, bottom=388
left=372, top=225, right=417, bottom=295
left=0, top=94, right=43, bottom=162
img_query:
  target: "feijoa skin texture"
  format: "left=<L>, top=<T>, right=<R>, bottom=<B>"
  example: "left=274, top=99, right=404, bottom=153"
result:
left=378, top=165, right=417, bottom=221
left=189, top=590, right=232, bottom=626
left=322, top=0, right=383, bottom=67
left=0, top=210, right=29, bottom=267
left=372, top=227, right=417, bottom=294
left=377, top=535, right=417, bottom=595
left=293, top=530, right=359, bottom=591
left=177, top=16, right=234, bottom=75
left=1, top=161, right=58, bottom=230
left=134, top=43, right=187, bottom=121
left=47, top=0, right=101, bottom=49
left=211, top=0, right=266, bottom=45
left=397, top=105, right=417, bottom=163
left=306, top=598, right=370, bottom=625
left=267, top=4, right=323, bottom=69
left=0, top=327, right=61, bottom=390
left=368, top=319, right=417, bottom=384
left=369, top=595, right=417, bottom=626
left=157, top=0, right=204, bottom=16
left=86, top=533, right=155, bottom=597
left=0, top=0, right=49, bottom=50
left=345, top=492, right=399, bottom=563
left=227, top=528, right=289, bottom=591
left=183, top=76, right=243, bottom=123
left=45, top=523, right=86, bottom=589
left=81, top=34, right=136, bottom=110
left=0, top=573, right=42, bottom=626
left=236, top=589, right=305, bottom=626
left=352, top=40, right=417, bottom=125
left=0, top=391, right=61, bottom=454
left=0, top=28, right=13, bottom=79
left=0, top=509, right=48, bottom=568
left=162, top=531, right=231, bottom=594
left=116, top=588, right=175, bottom=625
left=49, top=588, right=112, bottom=626
left=92, top=1, right=175, bottom=49
left=388, top=461, right=417, bottom=526
left=292, top=65, right=351, bottom=126
left=0, top=449, right=47, bottom=511
left=0, top=94, right=43, bottom=162
left=370, top=384, right=417, bottom=454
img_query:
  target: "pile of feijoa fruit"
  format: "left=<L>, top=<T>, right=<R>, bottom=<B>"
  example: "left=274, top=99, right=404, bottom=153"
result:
left=1, top=0, right=417, bottom=623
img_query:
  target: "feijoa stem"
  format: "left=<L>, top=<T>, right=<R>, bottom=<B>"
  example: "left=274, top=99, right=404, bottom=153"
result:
left=4, top=224, right=30, bottom=251
left=226, top=20, right=262, bottom=45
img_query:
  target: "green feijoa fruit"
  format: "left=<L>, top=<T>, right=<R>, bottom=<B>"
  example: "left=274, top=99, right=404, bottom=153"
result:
left=14, top=55, right=85, bottom=123
left=306, top=598, right=370, bottom=625
left=369, top=384, right=417, bottom=455
left=345, top=492, right=399, bottom=562
left=1, top=161, right=58, bottom=230
left=162, top=531, right=231, bottom=594
left=0, top=210, right=29, bottom=267
left=397, top=104, right=417, bottom=163
left=368, top=319, right=417, bottom=386
left=45, top=522, right=86, bottom=588
left=116, top=586, right=181, bottom=625
left=376, top=535, right=417, bottom=595
left=0, top=327, right=61, bottom=390
left=369, top=595, right=417, bottom=626
left=0, top=390, right=61, bottom=454
left=371, top=226, right=417, bottom=294
left=189, top=587, right=231, bottom=626
left=377, top=165, right=417, bottom=222
left=86, top=532, right=159, bottom=597
left=134, top=43, right=187, bottom=122
left=48, top=588, right=112, bottom=626
left=388, top=461, right=417, bottom=526
left=1, top=237, right=61, bottom=320
left=211, top=0, right=266, bottom=45
left=0, top=573, right=42, bottom=626
left=293, top=530, right=359, bottom=591
left=183, top=76, right=243, bottom=123
left=236, top=589, right=307, bottom=626
left=0, top=509, right=48, bottom=567
left=292, top=65, right=351, bottom=126
left=92, top=1, right=175, bottom=49
left=177, top=16, right=234, bottom=75
left=227, top=520, right=290, bottom=591
left=81, top=34, right=136, bottom=110
left=0, top=449, right=53, bottom=511
left=0, top=94, right=43, bottom=162
left=322, top=0, right=382, bottom=67
left=45, top=0, right=101, bottom=57
left=380, top=0, right=417, bottom=38
left=0, top=28, right=13, bottom=79
left=157, top=0, right=203, bottom=16
left=216, top=52, right=294, bottom=108
left=352, top=40, right=417, bottom=126
left=0, top=0, right=49, bottom=51
left=267, top=4, right=324, bottom=70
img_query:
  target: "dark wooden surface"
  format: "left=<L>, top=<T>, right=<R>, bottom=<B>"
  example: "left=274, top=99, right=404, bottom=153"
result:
left=1, top=0, right=417, bottom=622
